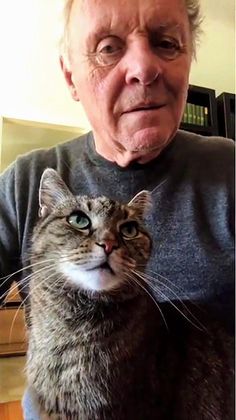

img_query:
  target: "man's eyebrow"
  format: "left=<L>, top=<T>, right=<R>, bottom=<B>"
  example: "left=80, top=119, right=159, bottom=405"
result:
left=86, top=21, right=185, bottom=46
left=86, top=26, right=113, bottom=45
left=151, top=21, right=183, bottom=32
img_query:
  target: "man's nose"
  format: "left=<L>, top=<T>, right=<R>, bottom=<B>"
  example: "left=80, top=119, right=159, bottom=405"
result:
left=96, top=240, right=119, bottom=255
left=124, top=40, right=162, bottom=86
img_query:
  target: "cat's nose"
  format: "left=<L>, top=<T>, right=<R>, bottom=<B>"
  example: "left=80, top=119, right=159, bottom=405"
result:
left=96, top=240, right=118, bottom=255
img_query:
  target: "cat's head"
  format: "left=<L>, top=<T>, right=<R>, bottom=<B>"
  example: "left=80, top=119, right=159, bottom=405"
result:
left=32, top=168, right=152, bottom=295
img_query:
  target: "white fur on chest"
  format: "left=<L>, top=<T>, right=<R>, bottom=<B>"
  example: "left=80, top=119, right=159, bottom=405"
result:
left=59, top=261, right=122, bottom=292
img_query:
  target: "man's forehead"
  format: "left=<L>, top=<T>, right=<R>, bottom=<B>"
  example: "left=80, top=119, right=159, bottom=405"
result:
left=70, top=0, right=188, bottom=36
left=71, top=0, right=187, bottom=20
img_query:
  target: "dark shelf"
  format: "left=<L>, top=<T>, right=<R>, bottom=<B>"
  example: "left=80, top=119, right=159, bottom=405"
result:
left=216, top=92, right=235, bottom=140
left=181, top=84, right=219, bottom=136
left=180, top=122, right=217, bottom=136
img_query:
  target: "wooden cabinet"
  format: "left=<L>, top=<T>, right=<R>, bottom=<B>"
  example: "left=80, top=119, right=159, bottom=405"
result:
left=0, top=401, right=23, bottom=420
left=0, top=284, right=27, bottom=357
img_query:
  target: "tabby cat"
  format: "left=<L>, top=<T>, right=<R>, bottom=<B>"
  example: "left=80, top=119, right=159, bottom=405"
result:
left=26, top=168, right=234, bottom=420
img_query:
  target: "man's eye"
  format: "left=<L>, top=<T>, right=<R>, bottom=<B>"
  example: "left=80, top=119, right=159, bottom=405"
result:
left=99, top=44, right=119, bottom=55
left=152, top=37, right=182, bottom=59
left=96, top=37, right=124, bottom=65
left=159, top=39, right=179, bottom=50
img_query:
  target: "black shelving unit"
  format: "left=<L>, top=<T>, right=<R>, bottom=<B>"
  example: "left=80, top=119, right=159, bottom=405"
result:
left=180, top=84, right=218, bottom=136
left=216, top=92, right=235, bottom=141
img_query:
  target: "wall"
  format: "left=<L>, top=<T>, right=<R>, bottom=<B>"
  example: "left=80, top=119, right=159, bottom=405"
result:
left=0, top=118, right=86, bottom=171
left=190, top=0, right=235, bottom=94
left=1, top=0, right=235, bottom=129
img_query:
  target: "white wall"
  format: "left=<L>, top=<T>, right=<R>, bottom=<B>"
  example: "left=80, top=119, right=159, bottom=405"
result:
left=190, top=0, right=235, bottom=94
left=1, top=0, right=235, bottom=129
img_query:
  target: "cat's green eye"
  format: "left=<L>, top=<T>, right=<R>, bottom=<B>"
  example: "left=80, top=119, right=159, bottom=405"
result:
left=67, top=211, right=91, bottom=230
left=120, top=222, right=139, bottom=239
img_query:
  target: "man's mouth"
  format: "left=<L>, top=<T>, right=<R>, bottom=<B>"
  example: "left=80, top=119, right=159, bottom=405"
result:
left=123, top=103, right=164, bottom=114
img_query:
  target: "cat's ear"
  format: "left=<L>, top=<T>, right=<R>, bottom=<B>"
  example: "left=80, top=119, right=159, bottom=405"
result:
left=38, top=168, right=73, bottom=218
left=128, top=190, right=152, bottom=218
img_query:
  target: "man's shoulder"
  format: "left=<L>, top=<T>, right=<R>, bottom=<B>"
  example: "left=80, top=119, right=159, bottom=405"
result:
left=0, top=131, right=91, bottom=201
left=175, top=130, right=234, bottom=168
left=3, top=131, right=90, bottom=181
left=176, top=129, right=234, bottom=153
left=16, top=131, right=89, bottom=166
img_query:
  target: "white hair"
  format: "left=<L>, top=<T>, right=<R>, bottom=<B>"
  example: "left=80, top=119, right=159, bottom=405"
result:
left=59, top=0, right=203, bottom=65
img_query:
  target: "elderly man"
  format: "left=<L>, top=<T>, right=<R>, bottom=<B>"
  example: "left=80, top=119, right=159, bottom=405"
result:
left=0, top=0, right=234, bottom=418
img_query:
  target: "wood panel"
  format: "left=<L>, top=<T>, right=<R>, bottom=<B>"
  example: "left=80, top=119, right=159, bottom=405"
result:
left=5, top=282, right=22, bottom=303
left=0, top=308, right=26, bottom=344
left=0, top=401, right=23, bottom=420
left=0, top=307, right=27, bottom=356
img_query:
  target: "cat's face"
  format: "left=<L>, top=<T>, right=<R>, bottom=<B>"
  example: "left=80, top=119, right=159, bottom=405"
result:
left=32, top=169, right=152, bottom=294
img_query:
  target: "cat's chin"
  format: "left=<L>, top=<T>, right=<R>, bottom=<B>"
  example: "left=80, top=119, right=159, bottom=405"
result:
left=59, top=261, right=123, bottom=292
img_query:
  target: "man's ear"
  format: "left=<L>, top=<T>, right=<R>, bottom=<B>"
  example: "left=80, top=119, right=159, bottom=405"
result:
left=59, top=55, right=80, bottom=101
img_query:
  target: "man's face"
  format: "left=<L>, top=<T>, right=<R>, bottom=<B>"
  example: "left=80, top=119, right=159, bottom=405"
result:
left=63, top=0, right=192, bottom=165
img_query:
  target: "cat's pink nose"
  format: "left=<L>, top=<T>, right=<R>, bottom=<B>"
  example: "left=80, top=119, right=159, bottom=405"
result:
left=96, top=240, right=118, bottom=255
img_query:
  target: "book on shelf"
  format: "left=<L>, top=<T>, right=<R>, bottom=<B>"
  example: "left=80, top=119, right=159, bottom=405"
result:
left=182, top=103, right=209, bottom=127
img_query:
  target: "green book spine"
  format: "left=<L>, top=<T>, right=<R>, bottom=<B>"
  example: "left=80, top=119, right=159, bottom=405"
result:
left=186, top=103, right=189, bottom=123
left=187, top=103, right=193, bottom=124
left=204, top=107, right=209, bottom=126
left=196, top=105, right=201, bottom=125
left=192, top=104, right=197, bottom=125
left=182, top=104, right=188, bottom=123
left=200, top=106, right=204, bottom=126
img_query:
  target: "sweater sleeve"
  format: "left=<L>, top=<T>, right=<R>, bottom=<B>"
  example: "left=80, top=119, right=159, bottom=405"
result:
left=0, top=163, right=21, bottom=303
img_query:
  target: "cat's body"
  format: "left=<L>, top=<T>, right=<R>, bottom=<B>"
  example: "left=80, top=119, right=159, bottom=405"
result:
left=28, top=285, right=160, bottom=419
left=26, top=169, right=234, bottom=420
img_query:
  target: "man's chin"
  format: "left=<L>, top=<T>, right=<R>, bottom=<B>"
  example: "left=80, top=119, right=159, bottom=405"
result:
left=113, top=147, right=162, bottom=167
left=117, top=128, right=175, bottom=165
left=126, top=127, right=169, bottom=147
left=94, top=126, right=175, bottom=167
left=123, top=127, right=170, bottom=151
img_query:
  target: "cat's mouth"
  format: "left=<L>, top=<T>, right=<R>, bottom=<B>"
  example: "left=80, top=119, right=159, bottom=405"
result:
left=89, top=261, right=115, bottom=275
left=99, top=262, right=115, bottom=275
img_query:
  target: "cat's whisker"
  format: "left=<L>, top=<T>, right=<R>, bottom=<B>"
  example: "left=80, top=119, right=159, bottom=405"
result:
left=4, top=269, right=57, bottom=315
left=150, top=178, right=168, bottom=196
left=134, top=268, right=206, bottom=331
left=132, top=270, right=206, bottom=332
left=60, top=252, right=104, bottom=263
left=137, top=265, right=203, bottom=312
left=0, top=276, right=36, bottom=304
left=8, top=294, right=29, bottom=345
left=26, top=275, right=64, bottom=314
left=0, top=279, right=27, bottom=304
left=22, top=252, right=52, bottom=262
left=8, top=270, right=63, bottom=343
left=124, top=271, right=169, bottom=331
left=29, top=273, right=65, bottom=307
left=0, top=258, right=57, bottom=295
left=0, top=258, right=57, bottom=282
left=0, top=263, right=58, bottom=303
left=115, top=256, right=135, bottom=267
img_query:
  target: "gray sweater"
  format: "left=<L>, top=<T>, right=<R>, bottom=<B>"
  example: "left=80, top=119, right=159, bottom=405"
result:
left=0, top=129, right=234, bottom=328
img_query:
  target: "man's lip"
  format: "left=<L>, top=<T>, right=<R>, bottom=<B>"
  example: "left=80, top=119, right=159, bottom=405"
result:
left=122, top=104, right=165, bottom=114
